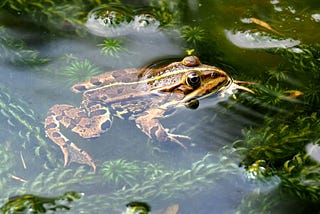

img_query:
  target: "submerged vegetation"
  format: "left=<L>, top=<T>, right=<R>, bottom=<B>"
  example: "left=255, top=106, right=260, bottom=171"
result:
left=0, top=0, right=320, bottom=213
left=1, top=191, right=81, bottom=213
left=232, top=41, right=320, bottom=210
left=61, top=58, right=102, bottom=84
left=0, top=26, right=48, bottom=66
left=98, top=38, right=128, bottom=58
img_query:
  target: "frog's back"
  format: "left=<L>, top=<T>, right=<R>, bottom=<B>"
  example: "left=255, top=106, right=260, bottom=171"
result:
left=71, top=68, right=140, bottom=93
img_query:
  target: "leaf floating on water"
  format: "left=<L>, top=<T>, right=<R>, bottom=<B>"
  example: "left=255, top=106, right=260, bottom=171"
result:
left=283, top=90, right=304, bottom=99
left=249, top=17, right=279, bottom=34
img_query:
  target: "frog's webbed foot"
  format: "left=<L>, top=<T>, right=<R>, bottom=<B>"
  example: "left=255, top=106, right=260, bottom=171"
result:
left=45, top=104, right=112, bottom=172
left=66, top=142, right=96, bottom=172
left=135, top=110, right=189, bottom=149
left=165, top=133, right=190, bottom=149
left=45, top=124, right=96, bottom=172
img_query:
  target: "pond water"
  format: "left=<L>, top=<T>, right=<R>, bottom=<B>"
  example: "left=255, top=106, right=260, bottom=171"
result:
left=0, top=0, right=320, bottom=213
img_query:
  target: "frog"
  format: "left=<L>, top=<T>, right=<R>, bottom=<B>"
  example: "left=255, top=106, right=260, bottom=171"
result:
left=45, top=56, right=253, bottom=172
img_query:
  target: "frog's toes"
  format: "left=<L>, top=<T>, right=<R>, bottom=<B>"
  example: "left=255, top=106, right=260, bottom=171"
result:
left=166, top=133, right=190, bottom=149
left=65, top=142, right=97, bottom=172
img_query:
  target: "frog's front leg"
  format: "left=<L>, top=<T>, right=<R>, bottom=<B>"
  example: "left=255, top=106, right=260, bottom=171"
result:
left=135, top=109, right=190, bottom=149
left=45, top=104, right=112, bottom=172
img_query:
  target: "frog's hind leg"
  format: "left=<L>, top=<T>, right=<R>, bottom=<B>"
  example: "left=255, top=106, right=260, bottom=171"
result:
left=45, top=104, right=112, bottom=172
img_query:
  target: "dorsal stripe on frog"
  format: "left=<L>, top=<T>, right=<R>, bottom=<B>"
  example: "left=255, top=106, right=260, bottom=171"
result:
left=71, top=69, right=140, bottom=93
left=71, top=56, right=205, bottom=94
left=76, top=66, right=226, bottom=95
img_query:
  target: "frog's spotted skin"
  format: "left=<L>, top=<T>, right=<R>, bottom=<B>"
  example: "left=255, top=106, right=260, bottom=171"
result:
left=71, top=69, right=141, bottom=93
left=45, top=104, right=112, bottom=172
left=45, top=56, right=253, bottom=172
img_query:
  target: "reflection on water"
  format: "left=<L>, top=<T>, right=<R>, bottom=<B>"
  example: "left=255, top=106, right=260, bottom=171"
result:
left=306, top=142, right=320, bottom=163
left=225, top=30, right=300, bottom=49
left=86, top=5, right=160, bottom=37
left=0, top=0, right=320, bottom=213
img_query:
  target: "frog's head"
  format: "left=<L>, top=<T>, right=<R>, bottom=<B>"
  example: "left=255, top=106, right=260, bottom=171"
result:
left=181, top=56, right=254, bottom=109
left=145, top=56, right=253, bottom=109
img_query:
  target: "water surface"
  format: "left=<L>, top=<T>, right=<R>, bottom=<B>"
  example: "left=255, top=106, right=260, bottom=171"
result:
left=0, top=0, right=319, bottom=213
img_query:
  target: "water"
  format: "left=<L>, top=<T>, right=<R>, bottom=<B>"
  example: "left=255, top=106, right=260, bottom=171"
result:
left=0, top=0, right=320, bottom=213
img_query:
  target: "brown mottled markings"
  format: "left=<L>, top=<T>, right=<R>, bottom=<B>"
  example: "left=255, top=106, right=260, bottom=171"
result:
left=45, top=123, right=57, bottom=129
left=90, top=109, right=107, bottom=116
left=77, top=111, right=87, bottom=118
left=112, top=73, right=121, bottom=78
left=150, top=126, right=158, bottom=139
left=131, top=84, right=138, bottom=89
left=74, top=85, right=87, bottom=91
left=52, top=132, right=61, bottom=138
left=71, top=117, right=82, bottom=124
left=122, top=77, right=131, bottom=82
left=101, top=120, right=111, bottom=131
left=91, top=81, right=102, bottom=86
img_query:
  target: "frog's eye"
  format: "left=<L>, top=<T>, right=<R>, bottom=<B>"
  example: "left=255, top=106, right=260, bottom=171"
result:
left=186, top=72, right=201, bottom=88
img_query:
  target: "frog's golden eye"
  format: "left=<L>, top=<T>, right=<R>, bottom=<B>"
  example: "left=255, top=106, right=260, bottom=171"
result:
left=186, top=72, right=201, bottom=88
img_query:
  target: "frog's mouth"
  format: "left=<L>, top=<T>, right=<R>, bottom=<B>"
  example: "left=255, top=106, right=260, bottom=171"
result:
left=182, top=78, right=254, bottom=109
left=181, top=76, right=233, bottom=103
left=216, top=79, right=255, bottom=99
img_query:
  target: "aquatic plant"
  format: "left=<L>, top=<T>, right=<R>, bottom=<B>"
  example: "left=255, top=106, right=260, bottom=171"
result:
left=0, top=0, right=103, bottom=35
left=178, top=24, right=224, bottom=65
left=1, top=191, right=81, bottom=213
left=268, top=44, right=320, bottom=107
left=0, top=26, right=48, bottom=66
left=149, top=0, right=183, bottom=27
left=235, top=43, right=320, bottom=112
left=181, top=25, right=206, bottom=45
left=236, top=113, right=320, bottom=171
left=232, top=41, right=320, bottom=208
left=72, top=151, right=239, bottom=212
left=98, top=38, right=128, bottom=58
left=0, top=85, right=58, bottom=169
left=101, top=159, right=140, bottom=188
left=27, top=167, right=96, bottom=193
left=236, top=188, right=282, bottom=214
left=61, top=58, right=101, bottom=84
left=0, top=143, right=14, bottom=195
left=0, top=148, right=239, bottom=212
left=0, top=166, right=97, bottom=203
